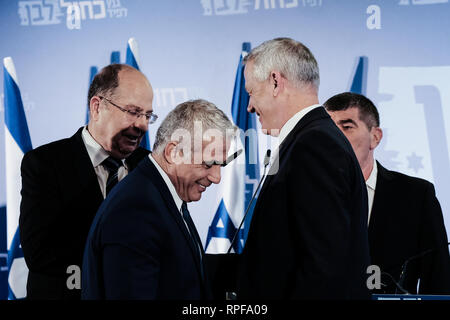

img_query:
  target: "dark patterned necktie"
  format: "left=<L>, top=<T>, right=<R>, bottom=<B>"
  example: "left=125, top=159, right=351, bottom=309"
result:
left=181, top=201, right=204, bottom=280
left=102, top=157, right=123, bottom=196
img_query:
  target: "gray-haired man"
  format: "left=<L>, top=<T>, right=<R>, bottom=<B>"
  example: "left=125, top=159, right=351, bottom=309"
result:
left=236, top=38, right=370, bottom=299
left=82, top=99, right=235, bottom=299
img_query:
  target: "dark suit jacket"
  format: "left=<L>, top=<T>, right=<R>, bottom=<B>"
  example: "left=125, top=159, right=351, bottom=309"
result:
left=236, top=107, right=371, bottom=299
left=19, top=127, right=149, bottom=300
left=369, top=162, right=450, bottom=294
left=81, top=157, right=211, bottom=300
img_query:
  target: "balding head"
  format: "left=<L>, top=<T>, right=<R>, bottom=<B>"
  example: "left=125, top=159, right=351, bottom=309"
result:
left=87, top=64, right=154, bottom=159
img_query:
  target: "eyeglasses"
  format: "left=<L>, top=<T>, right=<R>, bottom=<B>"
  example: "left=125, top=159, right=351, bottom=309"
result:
left=99, top=96, right=158, bottom=124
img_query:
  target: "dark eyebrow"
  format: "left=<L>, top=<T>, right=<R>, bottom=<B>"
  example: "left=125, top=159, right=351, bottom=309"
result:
left=338, top=119, right=358, bottom=127
left=125, top=105, right=154, bottom=115
left=125, top=105, right=142, bottom=111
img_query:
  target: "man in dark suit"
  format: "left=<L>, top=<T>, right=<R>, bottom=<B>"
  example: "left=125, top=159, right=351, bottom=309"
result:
left=235, top=38, right=371, bottom=299
left=325, top=92, right=450, bottom=294
left=82, top=99, right=235, bottom=299
left=19, top=64, right=155, bottom=299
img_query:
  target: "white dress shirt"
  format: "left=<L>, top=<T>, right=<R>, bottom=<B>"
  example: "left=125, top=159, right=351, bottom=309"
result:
left=148, top=154, right=183, bottom=213
left=267, top=104, right=322, bottom=171
left=278, top=104, right=322, bottom=146
left=366, top=158, right=378, bottom=225
left=81, top=126, right=128, bottom=199
left=262, top=104, right=322, bottom=186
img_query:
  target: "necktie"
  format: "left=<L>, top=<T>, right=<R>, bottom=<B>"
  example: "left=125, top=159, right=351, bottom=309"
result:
left=102, top=156, right=123, bottom=196
left=181, top=201, right=204, bottom=280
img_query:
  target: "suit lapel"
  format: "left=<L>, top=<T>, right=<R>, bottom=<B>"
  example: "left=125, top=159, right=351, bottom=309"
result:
left=368, top=162, right=394, bottom=249
left=68, top=128, right=104, bottom=208
left=138, top=157, right=206, bottom=283
left=68, top=128, right=149, bottom=204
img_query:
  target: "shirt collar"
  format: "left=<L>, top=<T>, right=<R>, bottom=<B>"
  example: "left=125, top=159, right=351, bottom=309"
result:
left=278, top=104, right=322, bottom=145
left=81, top=126, right=126, bottom=168
left=148, top=154, right=183, bottom=212
left=366, top=158, right=378, bottom=190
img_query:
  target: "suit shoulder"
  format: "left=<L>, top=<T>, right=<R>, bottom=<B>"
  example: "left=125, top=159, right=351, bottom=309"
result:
left=134, top=147, right=151, bottom=157
left=296, top=119, right=355, bottom=158
left=23, top=136, right=73, bottom=164
left=384, top=167, right=434, bottom=191
left=127, top=147, right=151, bottom=166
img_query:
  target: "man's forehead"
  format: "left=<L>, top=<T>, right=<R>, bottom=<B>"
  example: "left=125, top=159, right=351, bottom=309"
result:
left=197, top=137, right=229, bottom=159
left=243, top=61, right=253, bottom=78
left=115, top=72, right=153, bottom=110
left=330, top=107, right=360, bottom=121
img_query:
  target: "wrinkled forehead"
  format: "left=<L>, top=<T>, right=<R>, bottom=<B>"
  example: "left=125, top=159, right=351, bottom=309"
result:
left=194, top=136, right=230, bottom=161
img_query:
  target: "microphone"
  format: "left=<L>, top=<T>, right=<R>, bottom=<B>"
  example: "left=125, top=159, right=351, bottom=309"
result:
left=222, top=149, right=243, bottom=167
left=395, top=241, right=450, bottom=294
left=227, top=149, right=271, bottom=254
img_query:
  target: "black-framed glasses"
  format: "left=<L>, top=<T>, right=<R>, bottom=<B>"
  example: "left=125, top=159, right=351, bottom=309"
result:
left=99, top=96, right=158, bottom=124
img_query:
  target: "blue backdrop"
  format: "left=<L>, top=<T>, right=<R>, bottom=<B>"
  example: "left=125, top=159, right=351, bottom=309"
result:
left=1, top=0, right=450, bottom=299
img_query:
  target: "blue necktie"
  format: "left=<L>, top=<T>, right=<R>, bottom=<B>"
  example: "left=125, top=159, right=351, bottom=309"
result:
left=181, top=201, right=204, bottom=280
left=102, top=157, right=123, bottom=196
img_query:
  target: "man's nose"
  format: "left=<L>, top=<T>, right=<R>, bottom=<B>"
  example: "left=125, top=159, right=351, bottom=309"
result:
left=134, top=115, right=149, bottom=131
left=208, top=165, right=221, bottom=185
left=247, top=103, right=255, bottom=113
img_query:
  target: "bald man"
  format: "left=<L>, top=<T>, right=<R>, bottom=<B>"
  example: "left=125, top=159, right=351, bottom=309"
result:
left=20, top=64, right=156, bottom=299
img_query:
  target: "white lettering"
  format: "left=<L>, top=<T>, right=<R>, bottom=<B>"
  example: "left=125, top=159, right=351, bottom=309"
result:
left=366, top=5, right=381, bottom=30
left=66, top=4, right=81, bottom=29
left=366, top=265, right=381, bottom=290
left=66, top=265, right=81, bottom=289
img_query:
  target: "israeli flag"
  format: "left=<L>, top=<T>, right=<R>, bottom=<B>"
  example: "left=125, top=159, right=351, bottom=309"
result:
left=126, top=37, right=151, bottom=151
left=205, top=42, right=260, bottom=254
left=3, top=57, right=32, bottom=299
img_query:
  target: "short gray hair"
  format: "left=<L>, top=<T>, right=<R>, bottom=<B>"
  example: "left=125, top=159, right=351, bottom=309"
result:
left=153, top=99, right=235, bottom=154
left=244, top=37, right=320, bottom=89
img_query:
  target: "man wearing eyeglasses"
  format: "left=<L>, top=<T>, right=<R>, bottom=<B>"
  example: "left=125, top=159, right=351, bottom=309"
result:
left=19, top=64, right=155, bottom=300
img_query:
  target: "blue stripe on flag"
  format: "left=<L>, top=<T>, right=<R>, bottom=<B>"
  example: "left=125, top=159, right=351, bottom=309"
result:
left=126, top=46, right=139, bottom=69
left=110, top=51, right=121, bottom=64
left=350, top=56, right=368, bottom=95
left=3, top=66, right=32, bottom=153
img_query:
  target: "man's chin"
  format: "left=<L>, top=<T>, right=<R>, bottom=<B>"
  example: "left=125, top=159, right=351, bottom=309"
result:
left=113, top=145, right=139, bottom=159
left=262, top=128, right=280, bottom=137
left=188, top=193, right=202, bottom=202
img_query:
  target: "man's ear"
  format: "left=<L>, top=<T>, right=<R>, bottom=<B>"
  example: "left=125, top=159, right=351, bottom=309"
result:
left=370, top=127, right=383, bottom=150
left=270, top=71, right=283, bottom=97
left=89, top=96, right=102, bottom=121
left=164, top=142, right=178, bottom=165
